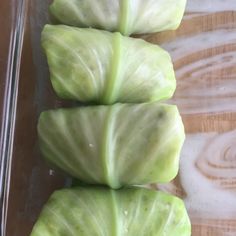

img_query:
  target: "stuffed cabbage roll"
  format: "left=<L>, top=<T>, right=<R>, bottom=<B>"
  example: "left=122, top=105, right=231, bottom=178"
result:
left=38, top=103, right=185, bottom=189
left=42, top=25, right=176, bottom=105
left=31, top=186, right=191, bottom=236
left=49, top=0, right=187, bottom=36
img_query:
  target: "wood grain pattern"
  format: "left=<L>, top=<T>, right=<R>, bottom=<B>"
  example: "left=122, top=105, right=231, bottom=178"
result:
left=146, top=1, right=236, bottom=235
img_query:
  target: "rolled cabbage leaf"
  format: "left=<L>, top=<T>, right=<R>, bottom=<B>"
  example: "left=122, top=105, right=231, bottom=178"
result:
left=41, top=25, right=176, bottom=105
left=31, top=186, right=191, bottom=236
left=38, top=103, right=185, bottom=189
left=49, top=0, right=187, bottom=36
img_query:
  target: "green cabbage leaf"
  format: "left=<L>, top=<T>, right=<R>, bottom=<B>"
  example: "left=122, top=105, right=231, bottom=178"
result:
left=50, top=0, right=187, bottom=36
left=42, top=25, right=176, bottom=104
left=38, top=103, right=185, bottom=189
left=31, top=186, right=191, bottom=236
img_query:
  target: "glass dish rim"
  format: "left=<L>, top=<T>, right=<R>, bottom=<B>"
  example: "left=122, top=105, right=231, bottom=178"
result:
left=0, top=0, right=28, bottom=235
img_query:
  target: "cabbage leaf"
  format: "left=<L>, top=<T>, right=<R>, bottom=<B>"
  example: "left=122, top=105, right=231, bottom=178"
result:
left=38, top=103, right=185, bottom=189
left=42, top=25, right=176, bottom=104
left=31, top=186, right=191, bottom=236
left=50, top=0, right=187, bottom=36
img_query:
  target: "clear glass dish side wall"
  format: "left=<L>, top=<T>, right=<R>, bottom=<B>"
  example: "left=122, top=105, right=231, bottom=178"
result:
left=2, top=1, right=67, bottom=235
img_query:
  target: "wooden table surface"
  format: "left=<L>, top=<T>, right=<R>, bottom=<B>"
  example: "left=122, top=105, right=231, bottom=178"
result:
left=2, top=0, right=236, bottom=235
left=143, top=1, right=236, bottom=235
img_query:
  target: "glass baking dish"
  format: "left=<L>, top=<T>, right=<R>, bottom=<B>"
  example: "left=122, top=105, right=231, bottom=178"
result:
left=1, top=0, right=236, bottom=235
